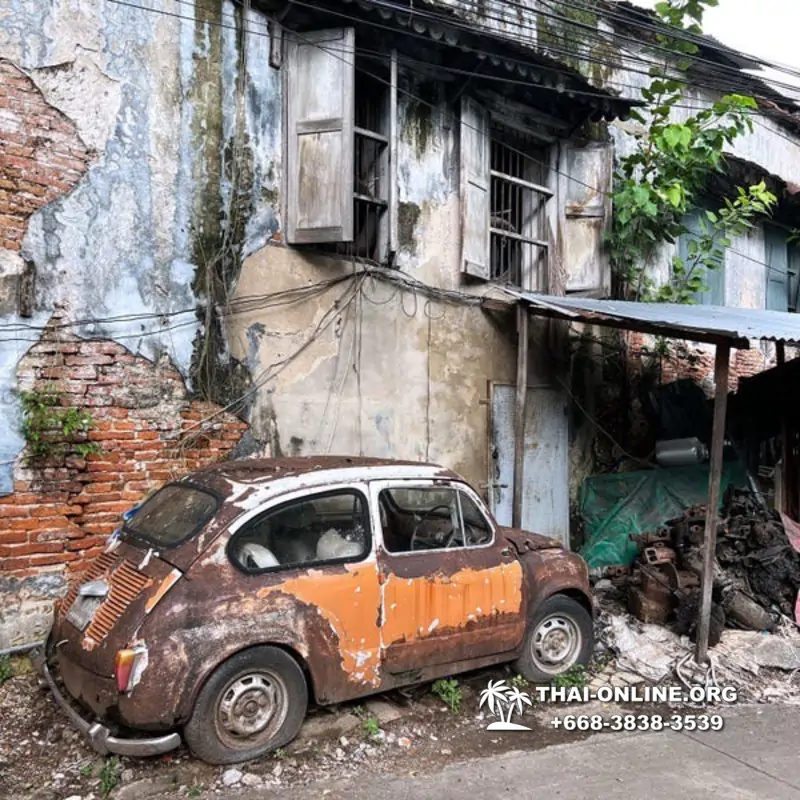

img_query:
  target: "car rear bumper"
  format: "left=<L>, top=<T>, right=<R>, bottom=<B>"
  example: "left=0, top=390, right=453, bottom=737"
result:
left=30, top=646, right=181, bottom=758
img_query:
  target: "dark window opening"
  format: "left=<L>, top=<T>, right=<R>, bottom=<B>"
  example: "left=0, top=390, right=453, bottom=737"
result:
left=321, top=54, right=390, bottom=264
left=490, top=125, right=550, bottom=288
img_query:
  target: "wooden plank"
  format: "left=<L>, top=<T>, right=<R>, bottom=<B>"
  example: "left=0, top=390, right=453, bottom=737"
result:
left=490, top=170, right=553, bottom=198
left=695, top=342, right=731, bottom=665
left=512, top=306, right=529, bottom=529
left=490, top=227, right=549, bottom=248
left=355, top=126, right=389, bottom=145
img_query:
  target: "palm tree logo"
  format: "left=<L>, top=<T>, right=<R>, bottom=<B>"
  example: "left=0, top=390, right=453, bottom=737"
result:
left=479, top=679, right=533, bottom=731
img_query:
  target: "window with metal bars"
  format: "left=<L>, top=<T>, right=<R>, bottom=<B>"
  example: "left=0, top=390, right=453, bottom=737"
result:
left=320, top=55, right=391, bottom=264
left=490, top=125, right=551, bottom=288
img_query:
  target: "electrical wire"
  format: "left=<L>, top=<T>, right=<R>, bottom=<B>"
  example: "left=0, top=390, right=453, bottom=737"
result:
left=6, top=0, right=790, bottom=345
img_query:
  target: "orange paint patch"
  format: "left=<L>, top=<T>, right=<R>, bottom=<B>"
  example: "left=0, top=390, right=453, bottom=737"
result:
left=145, top=569, right=182, bottom=614
left=381, top=562, right=523, bottom=646
left=256, top=564, right=382, bottom=686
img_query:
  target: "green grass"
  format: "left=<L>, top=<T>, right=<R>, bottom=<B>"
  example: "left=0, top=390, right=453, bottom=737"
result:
left=432, top=678, right=462, bottom=714
left=551, top=665, right=587, bottom=689
left=98, top=757, right=120, bottom=799
left=0, top=656, right=14, bottom=687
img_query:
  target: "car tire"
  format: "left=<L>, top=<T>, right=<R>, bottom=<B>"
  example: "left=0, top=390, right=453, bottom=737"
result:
left=514, top=594, right=593, bottom=683
left=184, top=646, right=308, bottom=765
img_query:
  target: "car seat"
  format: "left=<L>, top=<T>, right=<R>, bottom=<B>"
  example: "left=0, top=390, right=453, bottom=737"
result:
left=238, top=542, right=280, bottom=570
left=316, top=528, right=362, bottom=560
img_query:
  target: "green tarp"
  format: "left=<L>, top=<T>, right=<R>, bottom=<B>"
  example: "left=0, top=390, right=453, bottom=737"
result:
left=579, top=462, right=748, bottom=569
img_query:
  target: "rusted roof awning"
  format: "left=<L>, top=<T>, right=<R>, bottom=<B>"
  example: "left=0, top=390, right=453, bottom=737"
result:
left=504, top=291, right=800, bottom=348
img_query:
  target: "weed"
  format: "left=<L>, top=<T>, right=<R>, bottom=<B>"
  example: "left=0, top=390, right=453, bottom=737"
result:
left=551, top=665, right=587, bottom=689
left=273, top=747, right=285, bottom=760
left=187, top=785, right=204, bottom=798
left=20, top=386, right=100, bottom=462
left=432, top=678, right=462, bottom=715
left=510, top=674, right=529, bottom=690
left=351, top=704, right=367, bottom=718
left=98, top=756, right=120, bottom=798
left=361, top=715, right=381, bottom=739
left=0, top=656, right=13, bottom=687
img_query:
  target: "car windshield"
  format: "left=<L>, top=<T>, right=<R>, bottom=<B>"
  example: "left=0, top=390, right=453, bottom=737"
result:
left=123, top=484, right=218, bottom=547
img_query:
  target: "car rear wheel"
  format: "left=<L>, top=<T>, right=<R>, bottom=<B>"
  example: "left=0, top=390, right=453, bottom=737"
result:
left=514, top=595, right=593, bottom=683
left=184, top=646, right=308, bottom=765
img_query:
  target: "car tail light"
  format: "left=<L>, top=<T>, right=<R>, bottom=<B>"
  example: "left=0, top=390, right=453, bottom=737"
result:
left=114, top=644, right=148, bottom=693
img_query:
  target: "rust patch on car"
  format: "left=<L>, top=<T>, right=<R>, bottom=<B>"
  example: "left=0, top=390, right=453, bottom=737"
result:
left=256, top=563, right=383, bottom=686
left=381, top=561, right=523, bottom=645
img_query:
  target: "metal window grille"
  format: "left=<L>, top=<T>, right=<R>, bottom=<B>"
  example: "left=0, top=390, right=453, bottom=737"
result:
left=322, top=56, right=389, bottom=263
left=490, top=125, right=551, bottom=288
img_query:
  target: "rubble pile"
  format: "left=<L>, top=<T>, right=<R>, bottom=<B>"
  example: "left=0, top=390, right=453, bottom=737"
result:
left=624, top=487, right=800, bottom=646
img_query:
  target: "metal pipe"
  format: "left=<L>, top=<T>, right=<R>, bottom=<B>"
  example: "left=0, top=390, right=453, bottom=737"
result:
left=0, top=640, right=44, bottom=658
left=695, top=342, right=731, bottom=664
left=513, top=305, right=529, bottom=529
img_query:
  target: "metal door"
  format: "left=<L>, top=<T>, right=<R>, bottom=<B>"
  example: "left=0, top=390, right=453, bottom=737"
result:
left=489, top=383, right=569, bottom=546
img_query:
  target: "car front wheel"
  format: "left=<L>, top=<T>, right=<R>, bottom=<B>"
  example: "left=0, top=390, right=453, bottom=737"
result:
left=184, top=646, right=308, bottom=765
left=514, top=594, right=593, bottom=683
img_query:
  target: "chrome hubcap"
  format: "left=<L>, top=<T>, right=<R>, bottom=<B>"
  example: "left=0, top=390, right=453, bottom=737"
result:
left=532, top=615, right=581, bottom=673
left=218, top=673, right=281, bottom=738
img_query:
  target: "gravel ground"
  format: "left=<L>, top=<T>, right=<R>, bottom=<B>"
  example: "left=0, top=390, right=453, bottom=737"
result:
left=0, top=659, right=597, bottom=800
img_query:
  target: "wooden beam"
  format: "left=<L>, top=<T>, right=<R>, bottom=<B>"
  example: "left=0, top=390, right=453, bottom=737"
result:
left=513, top=306, right=529, bottom=529
left=695, top=342, right=731, bottom=665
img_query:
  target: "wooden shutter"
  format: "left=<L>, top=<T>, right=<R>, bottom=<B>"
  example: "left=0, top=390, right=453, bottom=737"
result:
left=765, top=227, right=789, bottom=311
left=561, top=142, right=613, bottom=293
left=285, top=28, right=355, bottom=244
left=460, top=96, right=490, bottom=280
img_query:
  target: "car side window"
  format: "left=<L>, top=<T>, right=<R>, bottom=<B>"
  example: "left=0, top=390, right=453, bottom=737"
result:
left=229, top=489, right=371, bottom=573
left=379, top=487, right=493, bottom=554
left=460, top=492, right=494, bottom=546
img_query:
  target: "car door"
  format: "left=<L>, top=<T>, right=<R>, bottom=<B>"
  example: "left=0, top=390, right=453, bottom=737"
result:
left=225, top=483, right=384, bottom=695
left=371, top=479, right=526, bottom=675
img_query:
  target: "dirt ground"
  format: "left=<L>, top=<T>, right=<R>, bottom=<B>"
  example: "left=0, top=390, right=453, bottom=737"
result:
left=0, top=658, right=606, bottom=800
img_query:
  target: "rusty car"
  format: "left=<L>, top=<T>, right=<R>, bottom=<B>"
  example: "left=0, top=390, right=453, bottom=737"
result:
left=33, top=457, right=594, bottom=764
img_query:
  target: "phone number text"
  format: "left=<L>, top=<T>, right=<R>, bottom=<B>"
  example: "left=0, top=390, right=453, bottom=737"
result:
left=551, top=714, right=724, bottom=732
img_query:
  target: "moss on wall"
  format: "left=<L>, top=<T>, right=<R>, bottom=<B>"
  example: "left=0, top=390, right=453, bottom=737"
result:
left=400, top=73, right=439, bottom=159
left=398, top=202, right=422, bottom=253
left=188, top=2, right=255, bottom=407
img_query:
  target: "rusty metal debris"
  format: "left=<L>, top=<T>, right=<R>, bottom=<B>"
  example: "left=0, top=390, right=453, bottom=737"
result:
left=622, top=486, right=800, bottom=643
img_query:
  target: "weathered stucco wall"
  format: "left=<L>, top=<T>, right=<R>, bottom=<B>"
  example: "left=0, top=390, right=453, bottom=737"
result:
left=0, top=0, right=281, bottom=494
left=227, top=72, right=518, bottom=490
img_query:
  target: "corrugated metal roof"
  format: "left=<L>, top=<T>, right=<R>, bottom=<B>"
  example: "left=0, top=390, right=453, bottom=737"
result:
left=504, top=291, right=800, bottom=348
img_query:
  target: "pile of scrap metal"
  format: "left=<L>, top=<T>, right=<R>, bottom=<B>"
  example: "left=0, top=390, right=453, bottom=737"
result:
left=625, top=487, right=800, bottom=647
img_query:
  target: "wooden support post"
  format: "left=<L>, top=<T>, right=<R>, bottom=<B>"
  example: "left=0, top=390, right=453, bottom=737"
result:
left=776, top=341, right=787, bottom=512
left=695, top=342, right=731, bottom=665
left=513, top=306, right=529, bottom=529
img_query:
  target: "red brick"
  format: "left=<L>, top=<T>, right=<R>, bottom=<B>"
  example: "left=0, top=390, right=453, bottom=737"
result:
left=66, top=536, right=106, bottom=551
left=29, top=552, right=79, bottom=566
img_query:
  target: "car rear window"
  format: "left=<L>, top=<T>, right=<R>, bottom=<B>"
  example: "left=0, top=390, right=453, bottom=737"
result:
left=124, top=484, right=218, bottom=547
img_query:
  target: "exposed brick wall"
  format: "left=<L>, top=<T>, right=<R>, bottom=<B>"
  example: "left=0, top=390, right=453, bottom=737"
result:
left=626, top=332, right=775, bottom=395
left=0, top=60, right=93, bottom=252
left=0, top=319, right=248, bottom=582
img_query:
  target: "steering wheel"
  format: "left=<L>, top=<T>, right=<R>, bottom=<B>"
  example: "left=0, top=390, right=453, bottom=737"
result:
left=410, top=505, right=457, bottom=551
